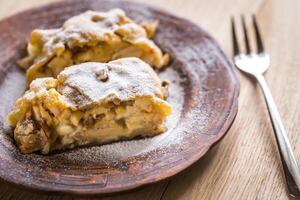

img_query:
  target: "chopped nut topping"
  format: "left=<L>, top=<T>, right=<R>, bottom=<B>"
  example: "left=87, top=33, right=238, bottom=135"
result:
left=161, top=80, right=170, bottom=99
left=96, top=69, right=109, bottom=82
left=91, top=15, right=103, bottom=22
left=161, top=80, right=169, bottom=87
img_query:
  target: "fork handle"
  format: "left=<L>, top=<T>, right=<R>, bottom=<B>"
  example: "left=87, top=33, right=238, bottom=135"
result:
left=255, top=74, right=300, bottom=197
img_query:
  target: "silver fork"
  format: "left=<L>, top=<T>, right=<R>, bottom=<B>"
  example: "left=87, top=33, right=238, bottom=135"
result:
left=231, top=15, right=300, bottom=198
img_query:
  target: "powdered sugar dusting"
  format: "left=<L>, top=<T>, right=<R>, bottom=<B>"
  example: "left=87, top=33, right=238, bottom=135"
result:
left=0, top=68, right=26, bottom=131
left=58, top=58, right=166, bottom=108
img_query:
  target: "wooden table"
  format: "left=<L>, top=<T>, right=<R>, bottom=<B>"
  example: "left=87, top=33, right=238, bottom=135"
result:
left=0, top=0, right=299, bottom=199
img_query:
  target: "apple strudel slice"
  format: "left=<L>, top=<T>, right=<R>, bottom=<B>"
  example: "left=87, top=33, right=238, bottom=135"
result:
left=7, top=58, right=172, bottom=154
left=18, top=8, right=169, bottom=83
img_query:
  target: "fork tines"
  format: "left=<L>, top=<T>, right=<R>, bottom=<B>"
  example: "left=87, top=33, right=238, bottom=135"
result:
left=231, top=15, right=264, bottom=56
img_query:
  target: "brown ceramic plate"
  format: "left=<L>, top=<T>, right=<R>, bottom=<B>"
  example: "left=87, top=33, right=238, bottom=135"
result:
left=0, top=0, right=239, bottom=196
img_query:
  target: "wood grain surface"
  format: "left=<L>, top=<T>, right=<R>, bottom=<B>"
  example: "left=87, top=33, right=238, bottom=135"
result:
left=0, top=0, right=299, bottom=199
